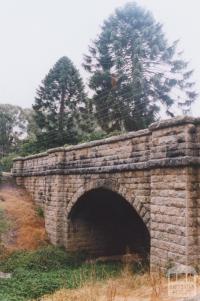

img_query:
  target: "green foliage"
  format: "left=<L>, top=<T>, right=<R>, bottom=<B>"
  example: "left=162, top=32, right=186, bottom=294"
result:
left=0, top=246, right=87, bottom=272
left=22, top=108, right=40, bottom=139
left=35, top=207, right=44, bottom=218
left=80, top=130, right=124, bottom=143
left=0, top=105, right=41, bottom=161
left=0, top=208, right=9, bottom=237
left=80, top=130, right=107, bottom=142
left=19, top=137, right=42, bottom=157
left=0, top=153, right=18, bottom=172
left=83, top=3, right=197, bottom=132
left=0, top=104, right=27, bottom=157
left=0, top=246, right=121, bottom=301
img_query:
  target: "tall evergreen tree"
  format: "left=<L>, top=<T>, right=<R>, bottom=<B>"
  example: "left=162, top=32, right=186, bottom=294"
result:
left=83, top=3, right=197, bottom=132
left=33, top=56, right=91, bottom=147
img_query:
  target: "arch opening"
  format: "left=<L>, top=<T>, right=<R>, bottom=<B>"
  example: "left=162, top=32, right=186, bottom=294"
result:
left=68, top=188, right=150, bottom=259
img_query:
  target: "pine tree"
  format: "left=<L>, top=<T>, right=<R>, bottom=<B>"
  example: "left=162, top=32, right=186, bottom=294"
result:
left=33, top=56, right=91, bottom=147
left=83, top=3, right=197, bottom=132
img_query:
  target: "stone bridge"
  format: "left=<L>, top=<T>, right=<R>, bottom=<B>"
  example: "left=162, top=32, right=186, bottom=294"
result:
left=12, top=117, right=200, bottom=269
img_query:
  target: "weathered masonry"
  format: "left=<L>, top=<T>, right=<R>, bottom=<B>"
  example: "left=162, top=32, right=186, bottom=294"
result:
left=13, top=117, right=200, bottom=269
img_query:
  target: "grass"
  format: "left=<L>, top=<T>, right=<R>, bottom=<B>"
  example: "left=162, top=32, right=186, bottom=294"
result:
left=0, top=246, right=124, bottom=301
left=0, top=207, right=9, bottom=236
left=0, top=184, right=47, bottom=251
left=1, top=246, right=198, bottom=301
left=35, top=265, right=163, bottom=301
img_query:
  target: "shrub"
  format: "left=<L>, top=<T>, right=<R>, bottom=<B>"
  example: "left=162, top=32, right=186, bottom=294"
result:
left=0, top=153, right=18, bottom=172
left=80, top=130, right=107, bottom=143
left=36, top=207, right=44, bottom=218
left=0, top=246, right=88, bottom=272
left=0, top=208, right=9, bottom=236
left=80, top=130, right=124, bottom=144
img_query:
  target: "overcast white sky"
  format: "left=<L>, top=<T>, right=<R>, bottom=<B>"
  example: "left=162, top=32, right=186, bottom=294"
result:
left=0, top=0, right=199, bottom=115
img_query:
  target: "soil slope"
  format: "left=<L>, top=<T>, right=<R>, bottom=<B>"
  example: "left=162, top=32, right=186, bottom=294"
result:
left=0, top=181, right=47, bottom=251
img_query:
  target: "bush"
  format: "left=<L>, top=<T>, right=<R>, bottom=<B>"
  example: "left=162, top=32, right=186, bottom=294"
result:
left=19, top=137, right=41, bottom=157
left=0, top=246, right=88, bottom=272
left=80, top=130, right=124, bottom=144
left=35, top=207, right=44, bottom=218
left=80, top=130, right=107, bottom=142
left=0, top=153, right=18, bottom=172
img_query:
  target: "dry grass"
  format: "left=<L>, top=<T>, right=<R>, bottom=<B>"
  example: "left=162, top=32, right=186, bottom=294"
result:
left=36, top=267, right=171, bottom=301
left=0, top=183, right=47, bottom=251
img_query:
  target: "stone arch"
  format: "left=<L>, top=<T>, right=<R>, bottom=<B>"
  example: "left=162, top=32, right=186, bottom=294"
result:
left=66, top=178, right=150, bottom=229
left=65, top=179, right=150, bottom=258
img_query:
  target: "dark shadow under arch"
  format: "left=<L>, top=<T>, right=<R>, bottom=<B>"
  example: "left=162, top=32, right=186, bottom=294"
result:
left=68, top=188, right=150, bottom=258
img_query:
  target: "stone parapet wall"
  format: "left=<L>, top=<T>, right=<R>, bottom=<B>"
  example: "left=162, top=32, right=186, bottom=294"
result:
left=12, top=117, right=200, bottom=177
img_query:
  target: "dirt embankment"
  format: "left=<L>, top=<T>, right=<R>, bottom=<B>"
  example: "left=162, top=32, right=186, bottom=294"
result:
left=0, top=182, right=47, bottom=251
